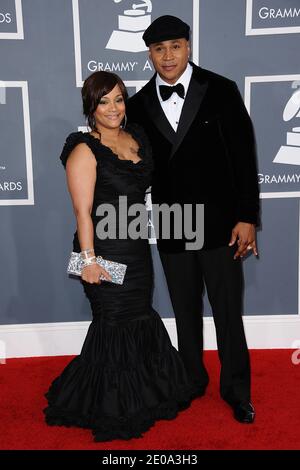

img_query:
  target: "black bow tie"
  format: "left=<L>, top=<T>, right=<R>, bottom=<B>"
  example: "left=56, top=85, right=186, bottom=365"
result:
left=159, top=83, right=185, bottom=101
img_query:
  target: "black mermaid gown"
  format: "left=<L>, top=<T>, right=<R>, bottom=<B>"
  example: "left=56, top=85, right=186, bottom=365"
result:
left=44, top=124, right=201, bottom=441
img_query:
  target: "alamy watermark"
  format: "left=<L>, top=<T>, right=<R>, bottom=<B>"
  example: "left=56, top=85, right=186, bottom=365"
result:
left=95, top=196, right=204, bottom=250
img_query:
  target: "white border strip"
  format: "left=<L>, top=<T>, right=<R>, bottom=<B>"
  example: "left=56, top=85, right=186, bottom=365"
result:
left=245, top=0, right=300, bottom=36
left=192, top=0, right=200, bottom=66
left=244, top=74, right=300, bottom=199
left=0, top=0, right=24, bottom=40
left=72, top=0, right=200, bottom=89
left=1, top=315, right=299, bottom=358
left=0, top=81, right=34, bottom=205
left=72, top=0, right=83, bottom=88
left=124, top=80, right=147, bottom=91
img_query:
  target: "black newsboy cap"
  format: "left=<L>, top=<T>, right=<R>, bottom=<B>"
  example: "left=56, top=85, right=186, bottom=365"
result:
left=142, top=15, right=190, bottom=47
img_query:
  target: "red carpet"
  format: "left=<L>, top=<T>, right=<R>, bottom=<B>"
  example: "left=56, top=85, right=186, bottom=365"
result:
left=0, top=350, right=299, bottom=450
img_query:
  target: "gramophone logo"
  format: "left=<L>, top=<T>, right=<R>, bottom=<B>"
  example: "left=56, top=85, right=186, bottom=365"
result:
left=274, top=89, right=300, bottom=165
left=106, top=0, right=152, bottom=52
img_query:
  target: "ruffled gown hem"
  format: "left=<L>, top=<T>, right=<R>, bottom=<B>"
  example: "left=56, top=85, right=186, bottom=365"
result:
left=43, top=384, right=203, bottom=442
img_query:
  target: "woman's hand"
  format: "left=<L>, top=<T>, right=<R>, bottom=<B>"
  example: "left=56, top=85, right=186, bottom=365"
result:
left=81, top=263, right=112, bottom=284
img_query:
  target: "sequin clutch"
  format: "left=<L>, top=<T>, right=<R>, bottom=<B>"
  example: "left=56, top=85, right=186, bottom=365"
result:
left=67, top=252, right=127, bottom=285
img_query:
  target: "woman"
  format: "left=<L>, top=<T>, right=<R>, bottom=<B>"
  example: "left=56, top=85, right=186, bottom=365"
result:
left=44, top=71, right=201, bottom=442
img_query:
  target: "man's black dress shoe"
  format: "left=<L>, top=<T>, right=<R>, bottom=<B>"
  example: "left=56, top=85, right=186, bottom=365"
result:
left=231, top=401, right=255, bottom=423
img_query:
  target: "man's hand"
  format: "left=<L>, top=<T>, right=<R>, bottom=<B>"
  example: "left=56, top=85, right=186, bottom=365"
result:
left=229, top=222, right=258, bottom=260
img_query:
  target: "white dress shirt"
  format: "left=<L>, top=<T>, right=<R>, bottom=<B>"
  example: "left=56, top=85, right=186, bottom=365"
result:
left=156, top=63, right=193, bottom=132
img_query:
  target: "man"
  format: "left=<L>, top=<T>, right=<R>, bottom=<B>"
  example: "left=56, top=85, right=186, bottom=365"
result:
left=127, top=15, right=260, bottom=423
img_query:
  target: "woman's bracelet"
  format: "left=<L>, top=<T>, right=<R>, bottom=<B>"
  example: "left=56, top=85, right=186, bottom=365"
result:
left=82, top=256, right=97, bottom=268
left=80, top=248, right=95, bottom=260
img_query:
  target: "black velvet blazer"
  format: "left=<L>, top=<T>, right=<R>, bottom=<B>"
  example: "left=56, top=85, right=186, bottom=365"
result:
left=127, top=63, right=260, bottom=252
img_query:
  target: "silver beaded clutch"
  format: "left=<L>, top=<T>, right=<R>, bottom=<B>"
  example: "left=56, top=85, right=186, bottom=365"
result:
left=67, top=252, right=127, bottom=285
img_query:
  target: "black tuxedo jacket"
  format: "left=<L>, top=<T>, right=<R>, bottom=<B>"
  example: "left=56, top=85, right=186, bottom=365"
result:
left=127, top=63, right=260, bottom=252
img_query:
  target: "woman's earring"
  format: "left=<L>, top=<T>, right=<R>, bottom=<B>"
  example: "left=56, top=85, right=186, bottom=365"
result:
left=121, top=114, right=127, bottom=129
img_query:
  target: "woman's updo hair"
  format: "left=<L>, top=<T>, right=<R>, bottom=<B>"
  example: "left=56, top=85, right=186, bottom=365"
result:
left=81, top=71, right=128, bottom=131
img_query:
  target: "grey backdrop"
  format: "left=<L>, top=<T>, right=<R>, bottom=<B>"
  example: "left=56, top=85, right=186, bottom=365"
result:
left=0, top=0, right=299, bottom=325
